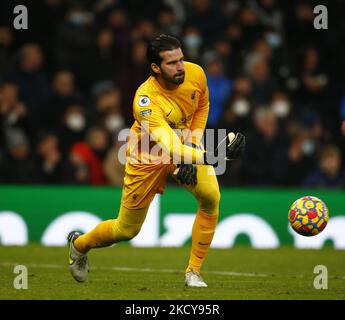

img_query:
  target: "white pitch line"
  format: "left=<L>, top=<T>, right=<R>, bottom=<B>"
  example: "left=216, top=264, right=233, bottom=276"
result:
left=3, top=262, right=344, bottom=279
left=0, top=262, right=267, bottom=278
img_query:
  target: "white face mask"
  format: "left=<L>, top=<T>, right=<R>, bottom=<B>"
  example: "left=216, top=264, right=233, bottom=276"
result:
left=232, top=99, right=250, bottom=117
left=301, top=139, right=316, bottom=156
left=66, top=113, right=85, bottom=131
left=105, top=114, right=124, bottom=132
left=265, top=32, right=282, bottom=49
left=272, top=101, right=290, bottom=118
left=183, top=35, right=202, bottom=49
left=7, top=111, right=19, bottom=125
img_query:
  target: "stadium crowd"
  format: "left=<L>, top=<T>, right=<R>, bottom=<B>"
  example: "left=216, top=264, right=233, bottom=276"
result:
left=0, top=0, right=344, bottom=187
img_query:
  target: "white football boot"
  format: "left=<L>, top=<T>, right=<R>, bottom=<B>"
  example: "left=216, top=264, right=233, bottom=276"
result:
left=67, top=231, right=89, bottom=282
left=185, top=271, right=208, bottom=287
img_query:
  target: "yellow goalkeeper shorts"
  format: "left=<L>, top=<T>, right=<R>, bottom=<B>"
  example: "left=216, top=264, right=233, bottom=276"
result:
left=121, top=163, right=176, bottom=209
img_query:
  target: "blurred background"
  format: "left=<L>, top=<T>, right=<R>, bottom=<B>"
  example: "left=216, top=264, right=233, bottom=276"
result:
left=0, top=0, right=345, bottom=189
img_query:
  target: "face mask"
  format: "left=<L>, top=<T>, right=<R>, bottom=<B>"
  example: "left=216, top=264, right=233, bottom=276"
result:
left=265, top=32, right=282, bottom=49
left=183, top=35, right=202, bottom=49
left=105, top=114, right=124, bottom=132
left=69, top=13, right=87, bottom=26
left=7, top=111, right=19, bottom=125
left=301, top=139, right=315, bottom=156
left=66, top=113, right=85, bottom=131
left=272, top=101, right=290, bottom=118
left=232, top=99, right=250, bottom=117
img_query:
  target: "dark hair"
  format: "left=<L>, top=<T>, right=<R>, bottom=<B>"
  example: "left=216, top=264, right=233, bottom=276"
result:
left=146, top=34, right=181, bottom=75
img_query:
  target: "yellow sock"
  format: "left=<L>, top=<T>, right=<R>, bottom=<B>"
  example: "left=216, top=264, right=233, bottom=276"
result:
left=74, top=219, right=115, bottom=254
left=186, top=209, right=218, bottom=274
left=74, top=205, right=148, bottom=254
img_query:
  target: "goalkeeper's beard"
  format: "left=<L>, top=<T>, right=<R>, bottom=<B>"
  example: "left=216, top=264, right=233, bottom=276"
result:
left=161, top=69, right=185, bottom=85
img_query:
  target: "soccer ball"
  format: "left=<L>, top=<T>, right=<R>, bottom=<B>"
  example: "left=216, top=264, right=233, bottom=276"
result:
left=288, top=196, right=329, bottom=236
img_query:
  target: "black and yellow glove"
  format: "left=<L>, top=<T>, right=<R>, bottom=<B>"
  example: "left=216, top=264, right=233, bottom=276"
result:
left=174, top=164, right=197, bottom=186
left=204, top=131, right=246, bottom=164
left=217, top=132, right=246, bottom=160
left=173, top=142, right=199, bottom=185
left=173, top=132, right=245, bottom=184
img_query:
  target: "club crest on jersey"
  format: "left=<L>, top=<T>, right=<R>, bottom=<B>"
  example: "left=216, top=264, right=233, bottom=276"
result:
left=138, top=95, right=151, bottom=107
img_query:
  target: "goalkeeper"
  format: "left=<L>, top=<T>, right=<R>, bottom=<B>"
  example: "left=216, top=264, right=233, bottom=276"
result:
left=67, top=35, right=245, bottom=287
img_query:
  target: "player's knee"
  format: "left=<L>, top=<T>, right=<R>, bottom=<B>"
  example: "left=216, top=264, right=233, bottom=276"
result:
left=197, top=186, right=220, bottom=213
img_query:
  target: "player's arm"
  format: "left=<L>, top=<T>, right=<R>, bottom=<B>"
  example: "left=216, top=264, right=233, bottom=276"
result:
left=135, top=95, right=245, bottom=166
left=187, top=66, right=209, bottom=146
left=134, top=95, right=205, bottom=164
left=137, top=102, right=201, bottom=185
left=176, top=67, right=209, bottom=185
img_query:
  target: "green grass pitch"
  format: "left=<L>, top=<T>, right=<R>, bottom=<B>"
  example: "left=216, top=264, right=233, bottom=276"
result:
left=0, top=245, right=344, bottom=300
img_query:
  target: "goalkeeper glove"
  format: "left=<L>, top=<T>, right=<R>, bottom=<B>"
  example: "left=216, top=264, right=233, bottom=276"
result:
left=204, top=132, right=245, bottom=165
left=173, top=164, right=197, bottom=186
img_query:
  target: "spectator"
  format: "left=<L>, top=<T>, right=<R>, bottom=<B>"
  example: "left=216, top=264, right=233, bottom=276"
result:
left=232, top=76, right=253, bottom=97
left=182, top=26, right=203, bottom=62
left=5, top=44, right=50, bottom=125
left=285, top=2, right=320, bottom=49
left=286, top=125, right=316, bottom=185
left=224, top=22, right=245, bottom=54
left=251, top=38, right=273, bottom=62
left=304, top=145, right=345, bottom=188
left=0, top=82, right=32, bottom=143
left=40, top=70, right=84, bottom=131
left=116, top=40, right=149, bottom=125
left=68, top=127, right=109, bottom=185
left=88, top=81, right=125, bottom=133
left=219, top=76, right=253, bottom=134
left=297, top=48, right=328, bottom=115
left=61, top=151, right=89, bottom=185
left=54, top=4, right=95, bottom=90
left=107, top=9, right=131, bottom=62
left=238, top=6, right=264, bottom=49
left=270, top=90, right=291, bottom=119
left=58, top=104, right=87, bottom=154
left=35, top=133, right=62, bottom=184
left=157, top=5, right=182, bottom=37
left=185, top=0, right=226, bottom=46
left=202, top=51, right=233, bottom=128
left=244, top=107, right=288, bottom=185
left=298, top=112, right=332, bottom=154
left=219, top=93, right=252, bottom=135
left=132, top=19, right=157, bottom=41
left=1, top=128, right=37, bottom=183
left=213, top=37, right=241, bottom=78
left=246, top=53, right=277, bottom=105
left=90, top=28, right=119, bottom=82
left=250, top=0, right=284, bottom=34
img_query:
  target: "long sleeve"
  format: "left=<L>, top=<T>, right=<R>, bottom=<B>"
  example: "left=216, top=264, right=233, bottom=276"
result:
left=134, top=98, right=205, bottom=164
left=188, top=67, right=209, bottom=146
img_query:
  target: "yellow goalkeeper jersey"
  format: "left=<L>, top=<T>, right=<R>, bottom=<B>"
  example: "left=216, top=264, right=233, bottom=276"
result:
left=126, top=61, right=209, bottom=169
